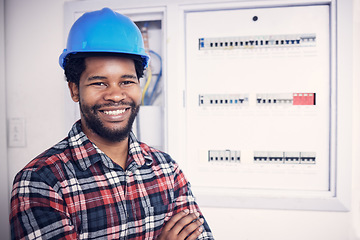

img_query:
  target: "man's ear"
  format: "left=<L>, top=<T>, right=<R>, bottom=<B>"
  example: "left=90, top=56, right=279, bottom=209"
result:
left=68, top=82, right=80, bottom=102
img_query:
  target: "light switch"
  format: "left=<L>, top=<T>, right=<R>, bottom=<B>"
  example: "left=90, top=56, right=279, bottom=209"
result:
left=8, top=118, right=26, bottom=147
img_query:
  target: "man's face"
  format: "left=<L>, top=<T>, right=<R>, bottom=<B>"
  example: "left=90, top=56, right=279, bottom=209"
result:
left=68, top=56, right=142, bottom=143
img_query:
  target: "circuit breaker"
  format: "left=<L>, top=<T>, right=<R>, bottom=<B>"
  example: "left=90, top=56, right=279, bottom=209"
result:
left=185, top=6, right=330, bottom=193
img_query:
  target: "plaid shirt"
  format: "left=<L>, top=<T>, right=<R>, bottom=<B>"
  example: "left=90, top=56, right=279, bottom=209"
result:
left=10, top=121, right=213, bottom=239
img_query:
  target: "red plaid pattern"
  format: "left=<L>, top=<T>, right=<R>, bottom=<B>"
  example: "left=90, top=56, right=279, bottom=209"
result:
left=10, top=121, right=213, bottom=239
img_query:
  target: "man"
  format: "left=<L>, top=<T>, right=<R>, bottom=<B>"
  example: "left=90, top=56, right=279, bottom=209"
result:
left=10, top=7, right=213, bottom=239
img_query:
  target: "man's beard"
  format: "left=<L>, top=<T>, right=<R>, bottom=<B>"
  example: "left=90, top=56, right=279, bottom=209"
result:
left=79, top=100, right=139, bottom=142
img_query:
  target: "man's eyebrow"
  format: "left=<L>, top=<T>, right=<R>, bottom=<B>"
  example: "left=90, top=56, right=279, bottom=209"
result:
left=121, top=74, right=137, bottom=79
left=88, top=76, right=107, bottom=81
left=87, top=74, right=137, bottom=81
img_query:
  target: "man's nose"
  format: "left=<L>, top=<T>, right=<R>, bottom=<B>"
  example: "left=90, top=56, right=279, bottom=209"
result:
left=103, top=85, right=126, bottom=102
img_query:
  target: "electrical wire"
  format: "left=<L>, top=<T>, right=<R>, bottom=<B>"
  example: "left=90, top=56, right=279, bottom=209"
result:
left=141, top=67, right=152, bottom=105
left=147, top=50, right=163, bottom=105
left=139, top=22, right=163, bottom=105
left=140, top=22, right=152, bottom=105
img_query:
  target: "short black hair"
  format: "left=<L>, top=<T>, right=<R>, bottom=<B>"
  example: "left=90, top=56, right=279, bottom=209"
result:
left=64, top=53, right=145, bottom=85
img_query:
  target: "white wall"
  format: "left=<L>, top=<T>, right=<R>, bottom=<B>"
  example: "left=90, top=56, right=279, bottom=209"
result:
left=5, top=0, right=67, bottom=185
left=1, top=0, right=10, bottom=239
left=351, top=0, right=360, bottom=238
left=3, top=0, right=360, bottom=239
left=5, top=1, right=68, bottom=237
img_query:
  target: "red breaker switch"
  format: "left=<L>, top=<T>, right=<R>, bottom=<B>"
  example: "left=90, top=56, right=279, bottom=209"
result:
left=293, top=93, right=316, bottom=105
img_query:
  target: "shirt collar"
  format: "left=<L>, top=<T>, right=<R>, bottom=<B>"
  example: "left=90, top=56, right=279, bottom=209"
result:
left=128, top=131, right=153, bottom=169
left=68, top=120, right=153, bottom=171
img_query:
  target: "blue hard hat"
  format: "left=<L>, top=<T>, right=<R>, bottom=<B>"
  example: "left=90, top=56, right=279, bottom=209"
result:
left=59, top=7, right=149, bottom=69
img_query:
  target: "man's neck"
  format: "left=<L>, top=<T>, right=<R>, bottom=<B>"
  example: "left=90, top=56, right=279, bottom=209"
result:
left=83, top=129, right=129, bottom=169
left=93, top=138, right=129, bottom=169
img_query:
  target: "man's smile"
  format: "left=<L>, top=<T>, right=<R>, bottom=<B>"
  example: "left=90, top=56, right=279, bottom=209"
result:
left=102, top=108, right=128, bottom=116
left=97, top=106, right=132, bottom=122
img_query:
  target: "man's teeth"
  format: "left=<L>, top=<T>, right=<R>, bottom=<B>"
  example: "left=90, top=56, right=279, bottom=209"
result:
left=103, top=109, right=126, bottom=115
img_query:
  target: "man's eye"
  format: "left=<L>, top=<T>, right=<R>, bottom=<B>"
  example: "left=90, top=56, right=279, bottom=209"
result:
left=122, top=81, right=136, bottom=85
left=90, top=82, right=106, bottom=86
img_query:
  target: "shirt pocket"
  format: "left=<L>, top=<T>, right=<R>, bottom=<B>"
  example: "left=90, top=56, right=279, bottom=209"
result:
left=141, top=196, right=176, bottom=228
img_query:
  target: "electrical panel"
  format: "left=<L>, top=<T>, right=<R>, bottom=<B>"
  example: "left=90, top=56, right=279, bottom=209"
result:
left=185, top=6, right=330, bottom=194
left=134, top=17, right=165, bottom=151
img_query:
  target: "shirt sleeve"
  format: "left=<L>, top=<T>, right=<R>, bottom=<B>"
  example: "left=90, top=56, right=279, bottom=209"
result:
left=171, top=163, right=215, bottom=240
left=10, top=169, right=77, bottom=240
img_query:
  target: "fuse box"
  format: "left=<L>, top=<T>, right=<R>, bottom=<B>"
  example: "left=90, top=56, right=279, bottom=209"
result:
left=184, top=5, right=330, bottom=193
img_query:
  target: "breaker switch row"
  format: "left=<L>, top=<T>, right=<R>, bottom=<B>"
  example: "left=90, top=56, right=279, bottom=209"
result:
left=199, top=34, right=316, bottom=50
left=253, top=151, right=316, bottom=164
left=208, top=150, right=241, bottom=163
left=199, top=94, right=249, bottom=106
left=256, top=93, right=316, bottom=106
left=256, top=93, right=293, bottom=105
left=199, top=93, right=316, bottom=107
